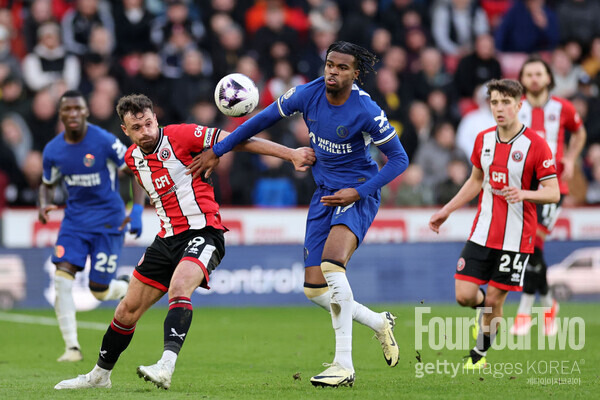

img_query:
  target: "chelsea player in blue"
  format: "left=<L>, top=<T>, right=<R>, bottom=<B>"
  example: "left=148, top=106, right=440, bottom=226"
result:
left=188, top=42, right=409, bottom=387
left=38, top=91, right=145, bottom=363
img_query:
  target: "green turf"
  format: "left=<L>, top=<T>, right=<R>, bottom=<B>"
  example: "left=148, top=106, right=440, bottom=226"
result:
left=0, top=303, right=597, bottom=399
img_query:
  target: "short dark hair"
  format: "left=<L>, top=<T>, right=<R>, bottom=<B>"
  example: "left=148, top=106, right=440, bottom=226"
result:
left=59, top=90, right=85, bottom=103
left=326, top=41, right=378, bottom=84
left=116, top=94, right=154, bottom=123
left=518, top=56, right=555, bottom=91
left=486, top=79, right=523, bottom=100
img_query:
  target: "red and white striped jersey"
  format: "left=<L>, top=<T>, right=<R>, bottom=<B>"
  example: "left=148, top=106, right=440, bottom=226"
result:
left=125, top=124, right=224, bottom=238
left=519, top=96, right=582, bottom=194
left=469, top=125, right=557, bottom=253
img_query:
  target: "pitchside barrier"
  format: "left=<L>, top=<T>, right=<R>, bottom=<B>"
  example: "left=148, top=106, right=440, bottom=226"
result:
left=1, top=208, right=600, bottom=309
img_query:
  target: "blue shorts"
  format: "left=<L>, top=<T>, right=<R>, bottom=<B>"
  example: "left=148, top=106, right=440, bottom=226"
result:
left=52, top=228, right=124, bottom=286
left=304, top=186, right=380, bottom=267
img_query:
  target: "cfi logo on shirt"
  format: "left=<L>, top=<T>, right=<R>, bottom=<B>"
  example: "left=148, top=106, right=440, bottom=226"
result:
left=159, top=148, right=171, bottom=161
left=83, top=153, right=95, bottom=167
left=336, top=125, right=349, bottom=138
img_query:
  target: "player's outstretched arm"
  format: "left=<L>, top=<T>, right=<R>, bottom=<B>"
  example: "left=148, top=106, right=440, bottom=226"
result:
left=38, top=183, right=58, bottom=224
left=429, top=167, right=483, bottom=233
left=234, top=136, right=315, bottom=171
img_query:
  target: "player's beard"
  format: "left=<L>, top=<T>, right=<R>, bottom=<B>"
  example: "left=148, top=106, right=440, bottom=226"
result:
left=325, top=86, right=341, bottom=96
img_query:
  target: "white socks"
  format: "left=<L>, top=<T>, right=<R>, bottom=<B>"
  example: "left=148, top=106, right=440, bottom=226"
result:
left=517, top=293, right=535, bottom=315
left=54, top=274, right=80, bottom=350
left=540, top=293, right=554, bottom=308
left=308, top=290, right=384, bottom=332
left=102, top=279, right=129, bottom=301
left=160, top=350, right=178, bottom=371
left=323, top=271, right=354, bottom=371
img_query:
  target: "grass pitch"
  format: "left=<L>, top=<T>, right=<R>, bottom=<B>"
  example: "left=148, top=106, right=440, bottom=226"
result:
left=0, top=303, right=597, bottom=399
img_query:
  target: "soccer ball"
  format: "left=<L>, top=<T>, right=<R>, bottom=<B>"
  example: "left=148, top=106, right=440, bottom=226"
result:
left=214, top=73, right=259, bottom=117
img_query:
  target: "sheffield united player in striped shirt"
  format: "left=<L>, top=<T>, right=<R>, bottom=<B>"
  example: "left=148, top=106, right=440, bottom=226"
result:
left=511, top=57, right=587, bottom=336
left=54, top=94, right=315, bottom=390
left=429, top=79, right=559, bottom=369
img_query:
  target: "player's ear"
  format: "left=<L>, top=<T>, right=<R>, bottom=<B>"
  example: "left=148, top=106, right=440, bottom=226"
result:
left=121, top=124, right=129, bottom=137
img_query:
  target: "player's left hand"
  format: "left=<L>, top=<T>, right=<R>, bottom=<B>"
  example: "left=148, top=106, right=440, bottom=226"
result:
left=290, top=147, right=315, bottom=171
left=187, top=149, right=220, bottom=179
left=560, top=158, right=575, bottom=182
left=501, top=186, right=524, bottom=204
left=320, top=188, right=360, bottom=207
left=120, top=204, right=143, bottom=238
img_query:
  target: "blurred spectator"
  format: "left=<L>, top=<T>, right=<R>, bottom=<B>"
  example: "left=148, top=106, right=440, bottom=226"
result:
left=235, top=54, right=263, bottom=86
left=158, top=20, right=199, bottom=79
left=370, top=27, right=392, bottom=61
left=404, top=27, right=430, bottom=73
left=78, top=52, right=110, bottom=95
left=309, top=1, right=342, bottom=36
left=199, top=0, right=248, bottom=29
left=244, top=0, right=309, bottom=37
left=61, top=0, right=115, bottom=56
left=427, top=89, right=459, bottom=126
left=582, top=37, right=600, bottom=79
left=210, top=21, right=245, bottom=78
left=187, top=96, right=221, bottom=126
left=260, top=58, right=307, bottom=109
left=170, top=48, right=215, bottom=121
left=585, top=162, right=600, bottom=204
left=412, top=47, right=453, bottom=101
left=22, top=0, right=57, bottom=53
left=150, top=0, right=205, bottom=50
left=251, top=3, right=300, bottom=77
left=1, top=113, right=33, bottom=168
left=494, top=0, right=559, bottom=53
left=0, top=7, right=27, bottom=59
left=28, top=88, right=59, bottom=151
left=414, top=121, right=468, bottom=195
left=128, top=52, right=174, bottom=123
left=435, top=157, right=470, bottom=204
left=403, top=100, right=433, bottom=159
left=479, top=0, right=512, bottom=29
left=22, top=22, right=81, bottom=93
left=252, top=153, right=297, bottom=207
left=297, top=27, right=336, bottom=80
left=87, top=90, right=123, bottom=139
left=384, top=164, right=432, bottom=206
left=0, top=25, right=22, bottom=83
left=381, top=0, right=430, bottom=46
left=456, top=84, right=495, bottom=159
left=453, top=33, right=501, bottom=99
left=338, top=0, right=379, bottom=50
left=0, top=76, right=32, bottom=120
left=551, top=47, right=583, bottom=98
left=431, top=0, right=489, bottom=56
left=371, top=67, right=410, bottom=134
left=382, top=46, right=409, bottom=78
left=112, top=0, right=154, bottom=57
left=558, top=0, right=600, bottom=50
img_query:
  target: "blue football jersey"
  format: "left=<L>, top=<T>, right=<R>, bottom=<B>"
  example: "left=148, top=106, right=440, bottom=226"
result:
left=276, top=77, right=397, bottom=190
left=42, top=123, right=128, bottom=233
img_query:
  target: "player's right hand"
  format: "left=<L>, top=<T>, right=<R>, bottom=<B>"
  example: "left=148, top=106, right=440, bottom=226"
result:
left=291, top=147, right=316, bottom=171
left=187, top=149, right=220, bottom=179
left=428, top=210, right=448, bottom=234
left=38, top=205, right=58, bottom=224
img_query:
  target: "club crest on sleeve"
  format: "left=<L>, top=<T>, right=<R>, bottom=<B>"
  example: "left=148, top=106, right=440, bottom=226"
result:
left=83, top=153, right=95, bottom=167
left=456, top=257, right=465, bottom=271
left=512, top=151, right=523, bottom=162
left=55, top=245, right=65, bottom=258
left=159, top=148, right=171, bottom=161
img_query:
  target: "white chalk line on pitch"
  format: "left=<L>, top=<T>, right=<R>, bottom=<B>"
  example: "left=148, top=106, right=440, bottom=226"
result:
left=0, top=312, right=106, bottom=330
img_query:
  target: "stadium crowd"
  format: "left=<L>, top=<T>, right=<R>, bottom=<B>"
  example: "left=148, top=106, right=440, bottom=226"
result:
left=0, top=0, right=599, bottom=209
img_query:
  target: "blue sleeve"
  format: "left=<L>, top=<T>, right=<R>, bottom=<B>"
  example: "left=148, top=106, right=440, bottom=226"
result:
left=212, top=102, right=283, bottom=157
left=355, top=135, right=409, bottom=199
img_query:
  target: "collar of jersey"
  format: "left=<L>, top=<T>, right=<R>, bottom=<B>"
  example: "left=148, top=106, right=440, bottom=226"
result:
left=495, top=124, right=525, bottom=144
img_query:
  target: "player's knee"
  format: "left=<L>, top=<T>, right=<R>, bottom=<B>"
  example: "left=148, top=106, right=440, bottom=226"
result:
left=303, top=283, right=328, bottom=300
left=90, top=285, right=110, bottom=300
left=320, top=259, right=345, bottom=275
left=456, top=293, right=476, bottom=307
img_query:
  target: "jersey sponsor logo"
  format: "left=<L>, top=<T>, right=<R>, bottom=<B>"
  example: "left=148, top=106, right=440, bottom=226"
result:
left=543, top=158, right=555, bottom=168
left=456, top=257, right=465, bottom=271
left=194, top=125, right=203, bottom=138
left=374, top=110, right=388, bottom=128
left=314, top=135, right=353, bottom=154
left=151, top=170, right=177, bottom=197
left=55, top=245, right=65, bottom=258
left=154, top=174, right=172, bottom=189
left=491, top=171, right=507, bottom=185
left=336, top=125, right=349, bottom=138
left=64, top=173, right=101, bottom=187
left=204, top=128, right=214, bottom=148
left=159, top=148, right=171, bottom=161
left=489, top=165, right=509, bottom=191
left=83, top=153, right=95, bottom=167
left=512, top=151, right=523, bottom=162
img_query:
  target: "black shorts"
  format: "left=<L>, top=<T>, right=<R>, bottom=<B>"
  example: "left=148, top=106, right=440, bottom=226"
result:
left=455, top=241, right=529, bottom=292
left=536, top=195, right=564, bottom=234
left=134, top=227, right=225, bottom=292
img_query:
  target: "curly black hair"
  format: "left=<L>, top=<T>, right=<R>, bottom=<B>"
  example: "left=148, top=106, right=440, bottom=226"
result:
left=326, top=41, right=378, bottom=85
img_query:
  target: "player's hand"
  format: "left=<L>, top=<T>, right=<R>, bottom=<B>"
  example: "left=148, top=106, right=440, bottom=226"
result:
left=320, top=188, right=360, bottom=207
left=560, top=158, right=575, bottom=182
left=290, top=147, right=315, bottom=171
left=38, top=205, right=58, bottom=224
left=187, top=149, right=220, bottom=179
left=429, top=209, right=449, bottom=234
left=501, top=186, right=524, bottom=204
